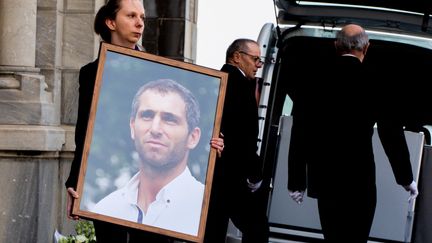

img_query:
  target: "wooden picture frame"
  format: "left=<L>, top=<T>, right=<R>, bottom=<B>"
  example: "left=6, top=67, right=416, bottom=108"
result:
left=72, top=42, right=227, bottom=242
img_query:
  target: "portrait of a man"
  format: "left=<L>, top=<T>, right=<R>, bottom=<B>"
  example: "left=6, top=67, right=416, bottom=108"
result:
left=91, top=79, right=205, bottom=236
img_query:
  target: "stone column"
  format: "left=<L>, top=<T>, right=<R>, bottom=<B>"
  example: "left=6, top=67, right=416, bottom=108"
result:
left=0, top=0, right=56, bottom=126
left=0, top=0, right=37, bottom=67
left=0, top=1, right=72, bottom=242
left=143, top=0, right=198, bottom=63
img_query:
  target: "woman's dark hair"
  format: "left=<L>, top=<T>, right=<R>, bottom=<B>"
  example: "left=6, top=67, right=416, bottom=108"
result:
left=94, top=0, right=122, bottom=43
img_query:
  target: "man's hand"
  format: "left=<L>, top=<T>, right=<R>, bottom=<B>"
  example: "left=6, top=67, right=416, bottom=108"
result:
left=247, top=178, right=262, bottom=192
left=289, top=190, right=305, bottom=204
left=66, top=187, right=80, bottom=220
left=210, top=133, right=224, bottom=158
left=403, top=181, right=419, bottom=203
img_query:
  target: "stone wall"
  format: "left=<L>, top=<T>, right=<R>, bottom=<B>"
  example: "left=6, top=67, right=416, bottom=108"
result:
left=0, top=0, right=197, bottom=242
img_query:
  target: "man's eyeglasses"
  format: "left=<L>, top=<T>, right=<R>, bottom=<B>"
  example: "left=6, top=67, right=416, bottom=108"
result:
left=238, top=51, right=265, bottom=65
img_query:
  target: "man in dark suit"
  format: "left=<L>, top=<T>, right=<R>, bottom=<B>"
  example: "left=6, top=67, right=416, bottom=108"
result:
left=287, top=24, right=419, bottom=242
left=204, top=38, right=269, bottom=243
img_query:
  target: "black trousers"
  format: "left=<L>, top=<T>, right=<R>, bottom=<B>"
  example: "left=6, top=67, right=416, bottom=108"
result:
left=204, top=179, right=269, bottom=243
left=93, top=220, right=171, bottom=243
left=317, top=187, right=377, bottom=243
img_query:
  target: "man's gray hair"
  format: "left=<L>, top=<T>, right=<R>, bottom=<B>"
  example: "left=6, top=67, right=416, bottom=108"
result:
left=335, top=27, right=369, bottom=53
left=130, top=79, right=200, bottom=132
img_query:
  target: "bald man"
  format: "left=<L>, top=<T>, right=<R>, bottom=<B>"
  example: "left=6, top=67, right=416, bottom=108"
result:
left=287, top=24, right=418, bottom=242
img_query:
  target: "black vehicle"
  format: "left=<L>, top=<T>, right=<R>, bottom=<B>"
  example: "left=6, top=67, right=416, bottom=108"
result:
left=226, top=1, right=432, bottom=242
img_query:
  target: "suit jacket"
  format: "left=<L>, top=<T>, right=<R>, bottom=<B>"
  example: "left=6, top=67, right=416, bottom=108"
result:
left=288, top=55, right=413, bottom=198
left=65, top=43, right=144, bottom=189
left=65, top=59, right=99, bottom=188
left=214, top=64, right=263, bottom=187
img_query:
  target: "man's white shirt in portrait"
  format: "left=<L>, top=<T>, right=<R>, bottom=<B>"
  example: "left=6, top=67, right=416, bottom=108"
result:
left=91, top=167, right=204, bottom=236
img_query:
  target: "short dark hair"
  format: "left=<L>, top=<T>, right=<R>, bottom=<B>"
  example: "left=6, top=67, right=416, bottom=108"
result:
left=225, top=38, right=259, bottom=62
left=130, top=79, right=200, bottom=132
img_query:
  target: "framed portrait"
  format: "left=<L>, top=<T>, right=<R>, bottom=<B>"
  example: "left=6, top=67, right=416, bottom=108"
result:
left=72, top=42, right=227, bottom=242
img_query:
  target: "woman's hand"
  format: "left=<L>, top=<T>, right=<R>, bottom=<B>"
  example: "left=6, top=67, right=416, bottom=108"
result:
left=66, top=187, right=80, bottom=220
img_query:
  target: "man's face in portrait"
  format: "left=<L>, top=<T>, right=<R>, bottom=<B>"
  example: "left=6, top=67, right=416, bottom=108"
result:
left=130, top=89, right=200, bottom=170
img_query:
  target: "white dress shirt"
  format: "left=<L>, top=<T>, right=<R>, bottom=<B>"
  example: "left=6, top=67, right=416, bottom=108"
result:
left=91, top=167, right=205, bottom=236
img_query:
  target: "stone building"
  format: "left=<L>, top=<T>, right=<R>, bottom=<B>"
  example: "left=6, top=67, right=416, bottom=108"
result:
left=0, top=0, right=198, bottom=242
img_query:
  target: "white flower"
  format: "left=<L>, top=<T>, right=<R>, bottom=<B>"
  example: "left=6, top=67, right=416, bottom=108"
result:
left=75, top=234, right=88, bottom=243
